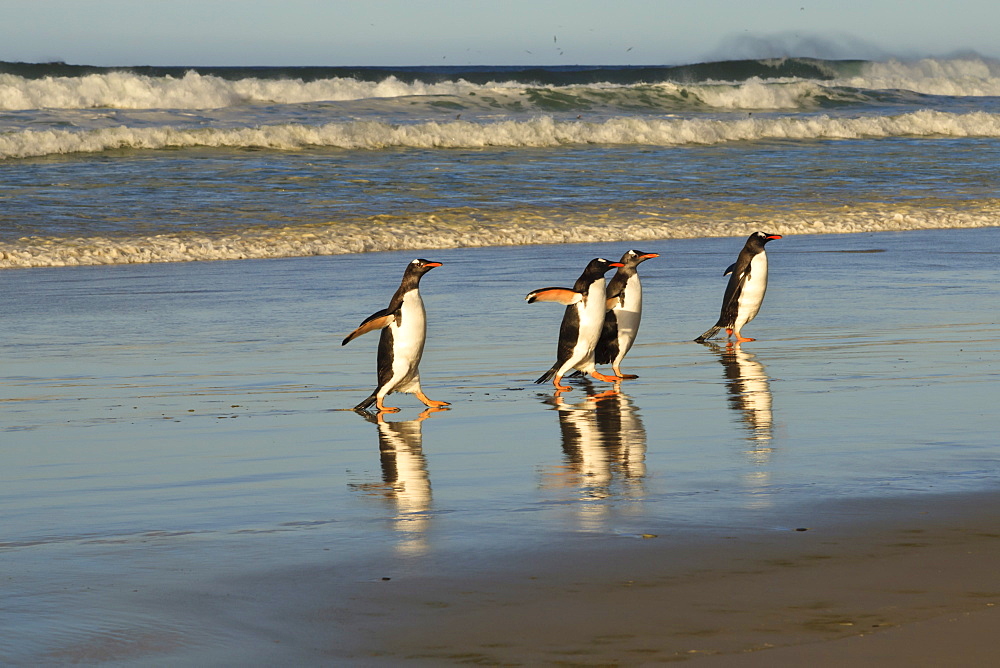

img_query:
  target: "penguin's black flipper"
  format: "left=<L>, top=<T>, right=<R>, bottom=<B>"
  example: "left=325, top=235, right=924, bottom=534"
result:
left=342, top=309, right=394, bottom=345
left=694, top=325, right=723, bottom=343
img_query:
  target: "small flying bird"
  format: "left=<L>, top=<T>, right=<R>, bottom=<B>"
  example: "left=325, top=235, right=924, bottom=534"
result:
left=526, top=258, right=625, bottom=391
left=595, top=249, right=659, bottom=378
left=695, top=232, right=782, bottom=344
left=343, top=259, right=450, bottom=412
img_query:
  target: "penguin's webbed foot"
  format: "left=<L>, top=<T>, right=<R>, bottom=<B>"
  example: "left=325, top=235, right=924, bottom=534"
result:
left=416, top=391, right=450, bottom=409
left=552, top=375, right=573, bottom=392
left=590, top=370, right=620, bottom=384
left=375, top=398, right=400, bottom=413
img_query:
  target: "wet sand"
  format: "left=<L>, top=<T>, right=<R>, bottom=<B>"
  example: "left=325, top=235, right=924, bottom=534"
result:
left=311, top=491, right=1000, bottom=666
left=1, top=227, right=999, bottom=665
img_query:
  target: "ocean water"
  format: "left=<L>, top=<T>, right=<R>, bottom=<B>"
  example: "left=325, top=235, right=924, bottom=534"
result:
left=2, top=57, right=1000, bottom=662
left=2, top=56, right=1000, bottom=268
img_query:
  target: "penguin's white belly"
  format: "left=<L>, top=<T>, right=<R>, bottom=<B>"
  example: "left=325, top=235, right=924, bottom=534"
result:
left=736, top=252, right=768, bottom=328
left=568, top=282, right=607, bottom=370
left=614, top=277, right=643, bottom=352
left=388, top=293, right=427, bottom=392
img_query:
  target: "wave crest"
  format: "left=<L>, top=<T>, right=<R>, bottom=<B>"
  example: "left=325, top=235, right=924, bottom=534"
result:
left=3, top=57, right=1000, bottom=113
left=0, top=70, right=486, bottom=111
left=2, top=203, right=997, bottom=269
left=4, top=110, right=1000, bottom=159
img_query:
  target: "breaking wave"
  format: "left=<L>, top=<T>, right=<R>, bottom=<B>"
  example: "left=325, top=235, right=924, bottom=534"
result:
left=3, top=202, right=997, bottom=269
left=2, top=56, right=999, bottom=113
left=3, top=110, right=1000, bottom=159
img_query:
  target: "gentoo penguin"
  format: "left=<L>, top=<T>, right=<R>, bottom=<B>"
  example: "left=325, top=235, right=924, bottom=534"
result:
left=526, top=257, right=625, bottom=391
left=343, top=258, right=449, bottom=412
left=695, top=232, right=782, bottom=344
left=595, top=249, right=659, bottom=379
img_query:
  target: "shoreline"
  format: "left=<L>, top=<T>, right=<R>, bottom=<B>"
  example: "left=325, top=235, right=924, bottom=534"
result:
left=2, top=227, right=998, bottom=665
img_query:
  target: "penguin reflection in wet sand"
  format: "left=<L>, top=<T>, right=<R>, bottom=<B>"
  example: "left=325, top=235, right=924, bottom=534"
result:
left=526, top=258, right=625, bottom=391
left=695, top=232, right=782, bottom=344
left=595, top=250, right=660, bottom=379
left=342, top=259, right=450, bottom=413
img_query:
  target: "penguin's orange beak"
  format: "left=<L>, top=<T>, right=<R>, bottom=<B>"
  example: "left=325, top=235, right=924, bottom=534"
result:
left=642, top=253, right=660, bottom=259
left=766, top=235, right=782, bottom=240
left=609, top=262, right=625, bottom=268
left=425, top=261, right=443, bottom=268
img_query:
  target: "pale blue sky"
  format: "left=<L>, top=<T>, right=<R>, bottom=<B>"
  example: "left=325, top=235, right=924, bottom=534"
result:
left=3, top=0, right=998, bottom=67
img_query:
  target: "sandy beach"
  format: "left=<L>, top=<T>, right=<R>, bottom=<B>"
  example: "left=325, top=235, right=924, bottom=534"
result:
left=2, top=227, right=999, bottom=665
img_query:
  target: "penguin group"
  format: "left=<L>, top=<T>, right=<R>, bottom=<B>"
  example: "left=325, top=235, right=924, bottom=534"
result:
left=343, top=232, right=781, bottom=413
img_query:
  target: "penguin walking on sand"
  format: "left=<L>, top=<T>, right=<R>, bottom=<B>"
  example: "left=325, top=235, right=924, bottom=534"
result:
left=695, top=232, right=782, bottom=344
left=595, top=249, right=659, bottom=379
left=343, top=259, right=450, bottom=413
left=526, top=257, right=625, bottom=391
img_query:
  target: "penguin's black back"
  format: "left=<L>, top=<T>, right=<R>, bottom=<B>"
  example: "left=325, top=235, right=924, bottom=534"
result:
left=594, top=313, right=620, bottom=365
left=376, top=326, right=396, bottom=389
left=555, top=304, right=581, bottom=366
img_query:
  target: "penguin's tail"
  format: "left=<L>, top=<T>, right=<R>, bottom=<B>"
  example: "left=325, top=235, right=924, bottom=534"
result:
left=694, top=325, right=723, bottom=343
left=535, top=367, right=557, bottom=385
left=354, top=394, right=378, bottom=411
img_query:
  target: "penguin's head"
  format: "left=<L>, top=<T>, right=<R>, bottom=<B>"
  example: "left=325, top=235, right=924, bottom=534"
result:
left=754, top=231, right=782, bottom=243
left=408, top=258, right=443, bottom=273
left=584, top=257, right=625, bottom=276
left=622, top=249, right=660, bottom=266
left=748, top=231, right=782, bottom=250
left=402, top=259, right=442, bottom=284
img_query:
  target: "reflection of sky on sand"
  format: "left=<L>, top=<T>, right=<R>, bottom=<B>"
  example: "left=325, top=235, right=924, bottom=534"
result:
left=703, top=342, right=775, bottom=509
left=540, top=383, right=647, bottom=529
left=350, top=408, right=442, bottom=556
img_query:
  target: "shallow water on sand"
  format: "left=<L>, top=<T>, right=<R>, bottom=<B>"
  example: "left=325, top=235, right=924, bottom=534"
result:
left=1, top=228, right=998, bottom=662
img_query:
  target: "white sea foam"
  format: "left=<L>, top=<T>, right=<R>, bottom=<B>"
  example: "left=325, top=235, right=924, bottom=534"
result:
left=2, top=205, right=996, bottom=269
left=0, top=71, right=489, bottom=111
left=4, top=110, right=1000, bottom=159
left=676, top=80, right=833, bottom=110
left=848, top=58, right=1000, bottom=97
left=3, top=57, right=1000, bottom=114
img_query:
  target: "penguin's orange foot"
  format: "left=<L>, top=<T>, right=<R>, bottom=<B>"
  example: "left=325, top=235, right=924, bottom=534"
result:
left=375, top=398, right=400, bottom=413
left=611, top=366, right=638, bottom=380
left=590, top=371, right=620, bottom=384
left=416, top=392, right=450, bottom=408
left=735, top=335, right=756, bottom=342
left=553, top=376, right=573, bottom=391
